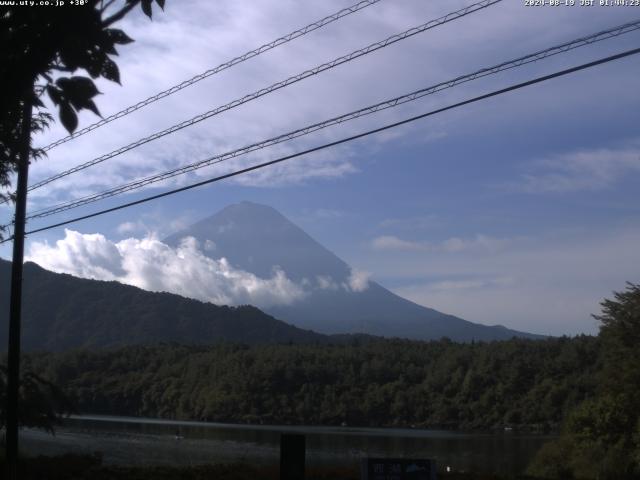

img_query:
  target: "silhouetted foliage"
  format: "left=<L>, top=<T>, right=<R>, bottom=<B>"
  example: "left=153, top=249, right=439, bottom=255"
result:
left=0, top=0, right=164, bottom=224
left=23, top=336, right=599, bottom=431
left=0, top=364, right=74, bottom=434
left=528, top=283, right=640, bottom=479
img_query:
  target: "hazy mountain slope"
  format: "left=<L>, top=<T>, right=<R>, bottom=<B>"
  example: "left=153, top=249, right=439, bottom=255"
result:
left=165, top=202, right=543, bottom=341
left=164, top=202, right=351, bottom=282
left=266, top=283, right=527, bottom=341
left=0, top=259, right=327, bottom=351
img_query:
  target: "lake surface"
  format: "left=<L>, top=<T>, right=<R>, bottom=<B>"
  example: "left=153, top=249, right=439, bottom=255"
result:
left=21, top=415, right=552, bottom=475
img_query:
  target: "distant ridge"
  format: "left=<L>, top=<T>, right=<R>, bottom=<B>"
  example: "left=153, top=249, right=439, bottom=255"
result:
left=165, top=202, right=544, bottom=341
left=0, top=259, right=328, bottom=351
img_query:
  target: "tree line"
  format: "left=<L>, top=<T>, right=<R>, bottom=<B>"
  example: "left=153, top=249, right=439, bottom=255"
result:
left=22, top=335, right=599, bottom=431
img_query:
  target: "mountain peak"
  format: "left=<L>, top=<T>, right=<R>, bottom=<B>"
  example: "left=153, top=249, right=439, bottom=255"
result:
left=218, top=200, right=282, bottom=217
left=164, top=202, right=350, bottom=282
left=164, top=202, right=543, bottom=341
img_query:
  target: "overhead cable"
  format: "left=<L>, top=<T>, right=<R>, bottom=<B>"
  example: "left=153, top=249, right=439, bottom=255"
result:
left=3, top=46, right=636, bottom=243
left=26, top=0, right=502, bottom=193
left=24, top=19, right=640, bottom=220
left=40, top=0, right=386, bottom=152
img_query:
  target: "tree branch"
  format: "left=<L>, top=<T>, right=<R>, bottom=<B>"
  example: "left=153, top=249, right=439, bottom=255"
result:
left=102, top=1, right=138, bottom=27
left=100, top=0, right=118, bottom=14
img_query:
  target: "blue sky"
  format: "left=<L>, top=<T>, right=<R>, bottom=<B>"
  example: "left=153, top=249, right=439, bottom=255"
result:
left=2, top=0, right=639, bottom=336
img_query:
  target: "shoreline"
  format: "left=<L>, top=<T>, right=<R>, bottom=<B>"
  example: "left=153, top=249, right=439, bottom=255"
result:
left=20, top=416, right=551, bottom=475
left=65, top=413, right=559, bottom=436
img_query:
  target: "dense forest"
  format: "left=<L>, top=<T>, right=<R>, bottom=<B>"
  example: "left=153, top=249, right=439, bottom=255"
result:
left=23, top=336, right=599, bottom=431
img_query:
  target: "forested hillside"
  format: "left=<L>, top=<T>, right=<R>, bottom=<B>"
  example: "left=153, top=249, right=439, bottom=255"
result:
left=24, top=336, right=599, bottom=430
left=0, top=260, right=327, bottom=350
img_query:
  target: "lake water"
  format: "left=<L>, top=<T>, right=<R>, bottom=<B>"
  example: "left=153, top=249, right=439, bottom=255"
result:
left=21, top=415, right=552, bottom=475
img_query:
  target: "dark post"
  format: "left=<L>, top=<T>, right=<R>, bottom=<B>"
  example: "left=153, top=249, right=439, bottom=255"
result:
left=280, top=433, right=305, bottom=480
left=6, top=97, right=33, bottom=479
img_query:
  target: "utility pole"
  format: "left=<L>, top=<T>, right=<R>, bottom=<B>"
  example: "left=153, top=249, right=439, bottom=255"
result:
left=6, top=95, right=33, bottom=480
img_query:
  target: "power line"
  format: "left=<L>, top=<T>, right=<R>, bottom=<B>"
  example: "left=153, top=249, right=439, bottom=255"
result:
left=4, top=46, right=636, bottom=243
left=25, top=0, right=502, bottom=193
left=23, top=19, right=640, bottom=221
left=40, top=0, right=385, bottom=152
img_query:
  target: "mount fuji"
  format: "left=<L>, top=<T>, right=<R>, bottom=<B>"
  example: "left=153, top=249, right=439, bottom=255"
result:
left=165, top=202, right=541, bottom=341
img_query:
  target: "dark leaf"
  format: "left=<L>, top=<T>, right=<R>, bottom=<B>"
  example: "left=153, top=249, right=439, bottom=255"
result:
left=105, top=28, right=134, bottom=45
left=58, top=76, right=100, bottom=99
left=141, top=0, right=152, bottom=18
left=31, top=148, right=47, bottom=162
left=59, top=102, right=78, bottom=133
left=46, top=85, right=62, bottom=105
left=101, top=57, right=120, bottom=84
left=32, top=96, right=45, bottom=108
left=72, top=46, right=107, bottom=79
left=31, top=112, right=53, bottom=134
left=83, top=99, right=101, bottom=117
left=59, top=48, right=82, bottom=72
left=56, top=77, right=102, bottom=113
left=85, top=60, right=102, bottom=78
left=103, top=42, right=118, bottom=55
left=156, top=0, right=165, bottom=9
left=55, top=77, right=70, bottom=89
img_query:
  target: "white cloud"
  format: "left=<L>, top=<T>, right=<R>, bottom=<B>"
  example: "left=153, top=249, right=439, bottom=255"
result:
left=27, top=230, right=306, bottom=308
left=371, top=235, right=426, bottom=251
left=226, top=147, right=359, bottom=188
left=19, top=0, right=635, bottom=208
left=371, top=234, right=510, bottom=253
left=345, top=268, right=371, bottom=293
left=316, top=275, right=339, bottom=290
left=510, top=145, right=640, bottom=194
left=27, top=230, right=125, bottom=280
left=117, top=221, right=146, bottom=235
left=441, top=235, right=510, bottom=253
left=418, top=276, right=515, bottom=292
left=25, top=229, right=373, bottom=309
left=114, top=211, right=199, bottom=239
left=314, top=270, right=370, bottom=293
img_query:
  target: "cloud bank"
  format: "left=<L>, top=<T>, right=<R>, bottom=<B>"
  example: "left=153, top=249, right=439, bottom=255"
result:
left=371, top=234, right=510, bottom=253
left=27, top=229, right=370, bottom=308
left=511, top=145, right=640, bottom=194
left=27, top=230, right=305, bottom=308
